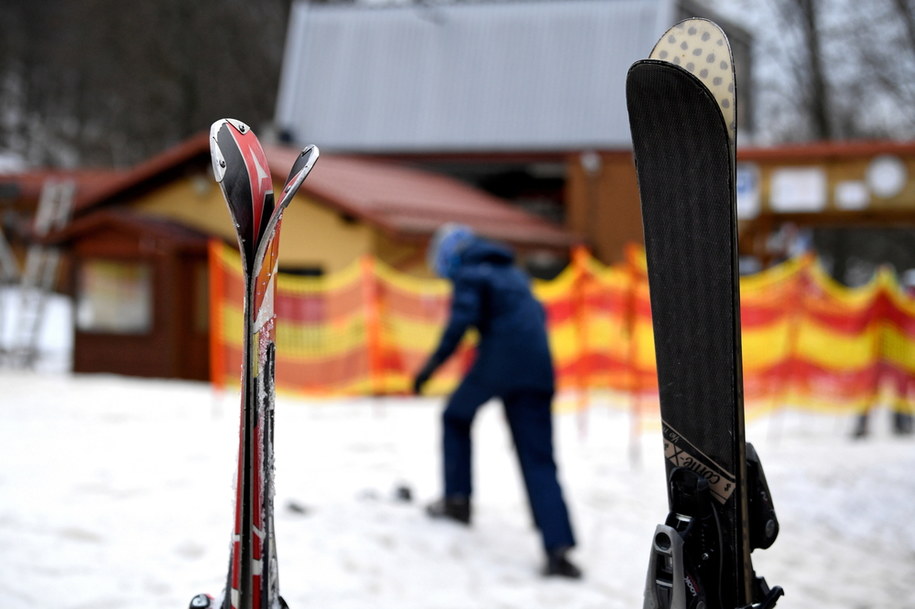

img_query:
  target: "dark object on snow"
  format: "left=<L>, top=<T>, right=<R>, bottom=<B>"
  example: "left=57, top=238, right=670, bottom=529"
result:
left=394, top=484, right=413, bottom=503
left=852, top=410, right=913, bottom=438
left=286, top=500, right=310, bottom=515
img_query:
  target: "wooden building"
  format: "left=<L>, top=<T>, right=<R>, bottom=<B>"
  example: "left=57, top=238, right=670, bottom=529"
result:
left=33, top=133, right=575, bottom=381
left=735, top=141, right=915, bottom=270
left=53, top=211, right=211, bottom=380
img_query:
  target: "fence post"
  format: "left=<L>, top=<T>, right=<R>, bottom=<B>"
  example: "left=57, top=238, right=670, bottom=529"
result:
left=361, top=255, right=385, bottom=395
left=571, top=246, right=591, bottom=415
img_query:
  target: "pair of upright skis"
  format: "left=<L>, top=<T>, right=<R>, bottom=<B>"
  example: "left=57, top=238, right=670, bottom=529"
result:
left=627, top=19, right=783, bottom=609
left=190, top=17, right=780, bottom=609
left=189, top=120, right=318, bottom=609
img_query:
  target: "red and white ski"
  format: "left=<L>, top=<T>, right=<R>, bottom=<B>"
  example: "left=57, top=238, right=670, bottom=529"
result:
left=190, top=118, right=318, bottom=609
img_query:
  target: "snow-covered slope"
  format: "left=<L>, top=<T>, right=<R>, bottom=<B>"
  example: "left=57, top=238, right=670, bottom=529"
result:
left=1, top=372, right=912, bottom=609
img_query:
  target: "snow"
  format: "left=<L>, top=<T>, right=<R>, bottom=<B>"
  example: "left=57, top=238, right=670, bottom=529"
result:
left=0, top=288, right=73, bottom=374
left=1, top=367, right=913, bottom=609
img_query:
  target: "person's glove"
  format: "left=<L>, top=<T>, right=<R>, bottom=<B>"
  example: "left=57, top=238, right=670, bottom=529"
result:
left=412, top=360, right=437, bottom=395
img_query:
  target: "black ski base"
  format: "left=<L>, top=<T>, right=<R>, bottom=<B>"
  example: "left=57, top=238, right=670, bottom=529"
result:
left=627, top=18, right=783, bottom=609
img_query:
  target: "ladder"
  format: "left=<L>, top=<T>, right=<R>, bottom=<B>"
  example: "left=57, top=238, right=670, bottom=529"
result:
left=0, top=225, right=17, bottom=282
left=0, top=219, right=20, bottom=357
left=11, top=179, right=75, bottom=368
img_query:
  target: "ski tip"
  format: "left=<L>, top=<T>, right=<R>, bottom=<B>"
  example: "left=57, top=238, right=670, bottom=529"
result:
left=209, top=119, right=255, bottom=183
left=209, top=121, right=228, bottom=184
left=649, top=18, right=726, bottom=59
left=648, top=18, right=732, bottom=84
left=280, top=144, right=320, bottom=199
left=300, top=144, right=320, bottom=171
left=211, top=117, right=251, bottom=136
left=647, top=18, right=736, bottom=142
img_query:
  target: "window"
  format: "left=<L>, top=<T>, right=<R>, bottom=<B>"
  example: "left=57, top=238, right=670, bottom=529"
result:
left=76, top=259, right=153, bottom=334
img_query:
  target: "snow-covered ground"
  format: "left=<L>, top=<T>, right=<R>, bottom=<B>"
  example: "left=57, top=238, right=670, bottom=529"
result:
left=1, top=367, right=913, bottom=609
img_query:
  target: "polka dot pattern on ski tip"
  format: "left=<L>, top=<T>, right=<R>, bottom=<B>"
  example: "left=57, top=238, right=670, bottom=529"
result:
left=649, top=18, right=736, bottom=143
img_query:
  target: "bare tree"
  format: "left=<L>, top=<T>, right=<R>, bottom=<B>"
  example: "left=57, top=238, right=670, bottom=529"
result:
left=843, top=0, right=915, bottom=137
left=796, top=0, right=832, bottom=139
left=0, top=0, right=290, bottom=168
left=7, top=0, right=915, bottom=165
left=698, top=0, right=915, bottom=143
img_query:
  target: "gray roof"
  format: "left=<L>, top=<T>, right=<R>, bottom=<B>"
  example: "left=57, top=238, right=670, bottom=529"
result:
left=275, top=0, right=676, bottom=153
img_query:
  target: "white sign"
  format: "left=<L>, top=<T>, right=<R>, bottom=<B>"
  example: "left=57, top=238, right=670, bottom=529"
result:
left=835, top=180, right=869, bottom=210
left=770, top=167, right=827, bottom=212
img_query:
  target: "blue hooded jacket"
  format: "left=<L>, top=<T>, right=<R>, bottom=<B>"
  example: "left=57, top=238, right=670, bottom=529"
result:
left=427, top=236, right=555, bottom=393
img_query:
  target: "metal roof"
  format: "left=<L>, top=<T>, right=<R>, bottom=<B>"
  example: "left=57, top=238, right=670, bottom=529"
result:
left=276, top=0, right=675, bottom=153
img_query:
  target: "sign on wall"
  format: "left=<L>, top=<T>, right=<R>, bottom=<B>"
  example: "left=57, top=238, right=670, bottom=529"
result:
left=770, top=167, right=827, bottom=212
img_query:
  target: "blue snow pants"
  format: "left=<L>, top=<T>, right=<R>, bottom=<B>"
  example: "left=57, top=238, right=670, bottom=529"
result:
left=441, top=379, right=576, bottom=553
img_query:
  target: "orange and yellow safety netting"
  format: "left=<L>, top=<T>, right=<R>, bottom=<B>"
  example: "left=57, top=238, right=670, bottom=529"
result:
left=208, top=241, right=915, bottom=419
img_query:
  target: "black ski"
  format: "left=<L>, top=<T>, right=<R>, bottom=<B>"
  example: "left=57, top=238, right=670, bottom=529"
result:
left=189, top=119, right=318, bottom=609
left=626, top=19, right=782, bottom=609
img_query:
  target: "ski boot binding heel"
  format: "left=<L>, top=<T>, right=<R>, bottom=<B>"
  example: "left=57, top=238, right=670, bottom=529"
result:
left=643, top=455, right=783, bottom=609
left=644, top=524, right=692, bottom=609
left=644, top=468, right=718, bottom=609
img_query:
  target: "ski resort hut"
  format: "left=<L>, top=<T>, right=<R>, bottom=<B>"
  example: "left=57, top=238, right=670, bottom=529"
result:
left=43, top=133, right=575, bottom=381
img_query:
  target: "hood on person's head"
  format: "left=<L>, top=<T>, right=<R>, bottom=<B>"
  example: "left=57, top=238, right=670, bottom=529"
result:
left=428, top=223, right=475, bottom=279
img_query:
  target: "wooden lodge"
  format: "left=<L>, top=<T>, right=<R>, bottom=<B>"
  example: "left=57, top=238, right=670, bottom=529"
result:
left=12, top=133, right=575, bottom=381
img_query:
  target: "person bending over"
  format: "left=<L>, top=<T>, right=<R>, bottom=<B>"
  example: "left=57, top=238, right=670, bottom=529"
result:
left=413, top=224, right=581, bottom=579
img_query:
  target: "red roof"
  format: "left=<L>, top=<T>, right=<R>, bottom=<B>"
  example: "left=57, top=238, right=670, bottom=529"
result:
left=264, top=145, right=577, bottom=249
left=70, top=133, right=212, bottom=214
left=0, top=168, right=125, bottom=209
left=0, top=134, right=206, bottom=216
left=30, top=132, right=576, bottom=251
